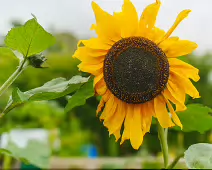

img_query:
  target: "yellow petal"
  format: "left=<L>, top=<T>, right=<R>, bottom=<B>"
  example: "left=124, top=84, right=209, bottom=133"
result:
left=74, top=49, right=105, bottom=64
left=113, top=127, right=121, bottom=142
left=130, top=104, right=143, bottom=150
left=146, top=100, right=156, bottom=117
left=79, top=38, right=112, bottom=50
left=141, top=103, right=153, bottom=133
left=78, top=62, right=103, bottom=75
left=139, top=0, right=161, bottom=37
left=162, top=40, right=198, bottom=58
left=169, top=58, right=200, bottom=82
left=94, top=73, right=104, bottom=86
left=142, top=115, right=152, bottom=134
left=120, top=0, right=139, bottom=37
left=95, top=78, right=107, bottom=95
left=92, top=2, right=121, bottom=42
left=73, top=46, right=106, bottom=64
left=163, top=96, right=183, bottom=129
left=96, top=98, right=105, bottom=116
left=90, top=24, right=96, bottom=31
left=104, top=99, right=126, bottom=135
left=102, top=90, right=111, bottom=102
left=113, top=12, right=122, bottom=25
left=148, top=27, right=166, bottom=44
left=160, top=10, right=191, bottom=42
left=170, top=70, right=200, bottom=99
left=100, top=95, right=117, bottom=120
left=121, top=104, right=134, bottom=144
left=167, top=78, right=186, bottom=110
left=154, top=95, right=175, bottom=128
left=74, top=46, right=107, bottom=59
left=158, top=36, right=179, bottom=51
left=104, top=97, right=118, bottom=122
left=163, top=89, right=187, bottom=112
left=79, top=56, right=105, bottom=65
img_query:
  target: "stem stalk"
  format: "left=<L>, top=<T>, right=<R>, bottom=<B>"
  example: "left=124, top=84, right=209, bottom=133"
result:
left=0, top=57, right=28, bottom=97
left=157, top=121, right=169, bottom=169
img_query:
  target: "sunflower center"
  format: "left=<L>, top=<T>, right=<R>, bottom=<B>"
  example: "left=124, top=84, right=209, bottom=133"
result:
left=103, top=37, right=169, bottom=104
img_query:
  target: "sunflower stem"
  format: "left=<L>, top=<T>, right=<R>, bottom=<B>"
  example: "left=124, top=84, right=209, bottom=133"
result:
left=167, top=153, right=184, bottom=169
left=157, top=121, right=169, bottom=169
left=0, top=57, right=28, bottom=97
left=2, top=154, right=12, bottom=169
left=165, top=128, right=168, bottom=141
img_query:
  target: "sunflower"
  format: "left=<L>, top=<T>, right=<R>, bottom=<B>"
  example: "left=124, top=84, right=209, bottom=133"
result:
left=73, top=0, right=200, bottom=149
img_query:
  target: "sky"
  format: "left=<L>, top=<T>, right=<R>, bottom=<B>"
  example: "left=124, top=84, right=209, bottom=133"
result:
left=0, top=0, right=210, bottom=54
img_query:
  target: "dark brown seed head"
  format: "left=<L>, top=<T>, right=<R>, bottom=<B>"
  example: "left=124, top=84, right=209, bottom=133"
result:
left=103, top=37, right=169, bottom=104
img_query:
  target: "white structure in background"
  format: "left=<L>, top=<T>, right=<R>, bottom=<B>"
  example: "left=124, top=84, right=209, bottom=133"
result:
left=0, top=128, right=60, bottom=150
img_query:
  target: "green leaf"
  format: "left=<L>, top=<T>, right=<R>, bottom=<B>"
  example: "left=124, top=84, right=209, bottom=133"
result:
left=174, top=104, right=212, bottom=133
left=0, top=148, right=12, bottom=155
left=65, top=79, right=94, bottom=113
left=2, top=76, right=89, bottom=115
left=184, top=143, right=212, bottom=169
left=4, top=140, right=51, bottom=169
left=5, top=17, right=55, bottom=57
left=0, top=47, right=17, bottom=59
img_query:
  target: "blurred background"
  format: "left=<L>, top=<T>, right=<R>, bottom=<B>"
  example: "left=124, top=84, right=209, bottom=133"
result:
left=0, top=0, right=211, bottom=169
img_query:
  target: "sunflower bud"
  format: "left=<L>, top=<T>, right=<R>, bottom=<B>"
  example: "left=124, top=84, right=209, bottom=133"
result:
left=28, top=54, right=47, bottom=68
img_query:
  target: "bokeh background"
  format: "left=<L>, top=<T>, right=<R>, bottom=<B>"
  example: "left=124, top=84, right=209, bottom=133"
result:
left=0, top=0, right=212, bottom=169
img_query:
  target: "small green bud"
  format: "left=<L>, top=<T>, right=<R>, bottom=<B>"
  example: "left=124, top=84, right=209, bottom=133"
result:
left=28, top=54, right=48, bottom=68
